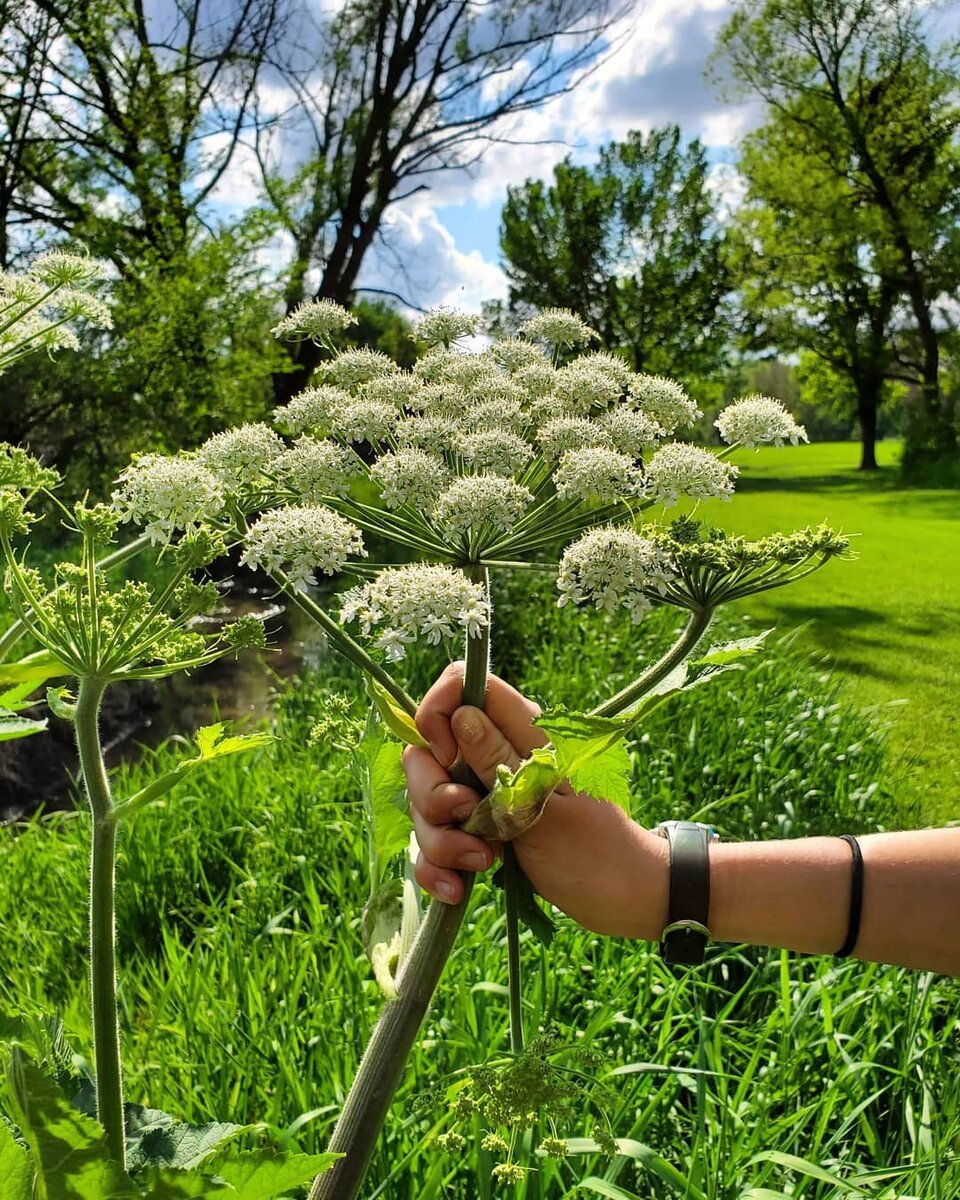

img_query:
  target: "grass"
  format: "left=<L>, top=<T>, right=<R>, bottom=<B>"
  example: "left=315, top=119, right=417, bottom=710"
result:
left=683, top=439, right=959, bottom=823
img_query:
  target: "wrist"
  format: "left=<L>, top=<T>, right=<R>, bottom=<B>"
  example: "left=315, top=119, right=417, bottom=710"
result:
left=625, top=826, right=670, bottom=942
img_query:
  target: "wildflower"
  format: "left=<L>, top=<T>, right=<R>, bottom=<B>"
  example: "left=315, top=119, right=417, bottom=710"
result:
left=629, top=374, right=701, bottom=434
left=644, top=443, right=738, bottom=506
left=415, top=306, right=482, bottom=347
left=481, top=1132, right=510, bottom=1153
left=521, top=308, right=598, bottom=348
left=458, top=430, right=533, bottom=475
left=320, top=347, right=398, bottom=391
left=433, top=475, right=534, bottom=542
left=436, top=1130, right=467, bottom=1152
left=599, top=408, right=665, bottom=455
left=715, top=394, right=808, bottom=448
left=340, top=564, right=490, bottom=661
left=370, top=447, right=448, bottom=509
left=197, top=423, right=285, bottom=488
left=56, top=288, right=113, bottom=328
left=274, top=437, right=358, bottom=501
left=362, top=373, right=425, bottom=408
left=241, top=505, right=365, bottom=588
left=28, top=250, right=104, bottom=288
left=553, top=357, right=624, bottom=411
left=271, top=299, right=357, bottom=344
left=491, top=1161, right=526, bottom=1183
left=491, top=338, right=549, bottom=373
left=273, top=385, right=352, bottom=435
left=395, top=414, right=460, bottom=453
left=472, top=396, right=527, bottom=434
left=0, top=443, right=60, bottom=491
left=329, top=397, right=397, bottom=444
left=438, top=352, right=500, bottom=391
left=112, top=454, right=226, bottom=543
left=557, top=526, right=675, bottom=621
left=554, top=447, right=642, bottom=502
left=539, top=1136, right=569, bottom=1159
left=538, top=417, right=612, bottom=459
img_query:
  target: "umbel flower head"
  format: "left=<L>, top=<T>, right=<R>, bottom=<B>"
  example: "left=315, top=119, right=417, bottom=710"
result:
left=271, top=298, right=357, bottom=345
left=340, top=564, right=490, bottom=661
left=644, top=443, right=738, bottom=506
left=554, top=446, right=642, bottom=503
left=521, top=308, right=598, bottom=348
left=414, top=307, right=482, bottom=348
left=716, top=394, right=809, bottom=448
left=557, top=526, right=675, bottom=622
left=433, top=475, right=534, bottom=543
left=197, top=423, right=285, bottom=487
left=370, top=447, right=448, bottom=509
left=112, top=454, right=226, bottom=543
left=241, top=505, right=366, bottom=588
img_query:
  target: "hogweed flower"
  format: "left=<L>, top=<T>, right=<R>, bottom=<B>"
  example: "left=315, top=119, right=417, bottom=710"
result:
left=538, top=417, right=613, bottom=459
left=554, top=446, right=642, bottom=503
left=271, top=298, right=357, bottom=345
left=395, top=414, right=461, bottom=453
left=197, top=422, right=285, bottom=487
left=274, top=436, right=359, bottom=501
left=112, top=454, right=226, bottom=543
left=716, top=394, right=809, bottom=448
left=433, top=475, right=534, bottom=542
left=370, top=447, right=448, bottom=509
left=600, top=408, right=665, bottom=455
left=28, top=250, right=105, bottom=288
left=414, top=307, right=482, bottom=347
left=340, top=564, right=490, bottom=661
left=629, top=374, right=702, bottom=435
left=328, top=397, right=397, bottom=444
left=320, top=347, right=398, bottom=391
left=557, top=526, right=675, bottom=622
left=273, top=385, right=352, bottom=435
left=491, top=338, right=549, bottom=373
left=521, top=307, right=597, bottom=348
left=553, top=357, right=624, bottom=411
left=644, top=443, right=738, bottom=506
left=241, top=505, right=365, bottom=588
left=458, top=430, right=533, bottom=476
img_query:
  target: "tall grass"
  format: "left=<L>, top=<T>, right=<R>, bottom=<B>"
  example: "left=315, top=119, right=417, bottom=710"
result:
left=1, top=588, right=957, bottom=1196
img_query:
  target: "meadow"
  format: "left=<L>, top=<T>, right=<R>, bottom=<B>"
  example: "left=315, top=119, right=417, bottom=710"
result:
left=689, top=440, right=959, bottom=824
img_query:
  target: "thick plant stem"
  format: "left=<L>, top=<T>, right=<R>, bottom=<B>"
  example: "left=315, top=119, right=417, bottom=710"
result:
left=592, top=607, right=714, bottom=719
left=75, top=676, right=125, bottom=1169
left=311, top=569, right=490, bottom=1200
left=503, top=842, right=525, bottom=1054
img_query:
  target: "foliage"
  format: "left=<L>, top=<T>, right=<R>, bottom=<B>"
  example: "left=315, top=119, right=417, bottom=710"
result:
left=498, top=126, right=731, bottom=382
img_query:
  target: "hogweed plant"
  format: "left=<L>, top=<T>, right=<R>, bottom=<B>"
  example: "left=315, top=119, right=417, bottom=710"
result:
left=97, top=297, right=843, bottom=1195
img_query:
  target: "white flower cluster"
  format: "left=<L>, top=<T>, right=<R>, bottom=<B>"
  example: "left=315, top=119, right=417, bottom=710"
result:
left=329, top=397, right=397, bottom=444
left=521, top=308, right=598, bottom=348
left=538, top=417, right=612, bottom=458
left=433, top=475, right=533, bottom=542
left=274, top=437, right=358, bottom=501
left=271, top=299, right=357, bottom=344
left=395, top=414, right=460, bottom=452
left=241, top=505, right=365, bottom=588
left=553, top=356, right=625, bottom=411
left=198, top=423, right=285, bottom=487
left=458, top=430, right=532, bottom=475
left=557, top=526, right=675, bottom=622
left=491, top=338, right=548, bottom=372
left=112, top=454, right=225, bottom=543
left=554, top=447, right=642, bottom=502
left=340, top=564, right=490, bottom=660
left=644, top=443, right=738, bottom=506
left=600, top=408, right=664, bottom=456
left=629, top=375, right=702, bottom=435
left=28, top=251, right=105, bottom=288
left=370, top=447, right=448, bottom=509
left=414, top=307, right=482, bottom=347
left=273, top=385, right=350, bottom=435
left=715, top=394, right=809, bottom=448
left=321, top=347, right=398, bottom=390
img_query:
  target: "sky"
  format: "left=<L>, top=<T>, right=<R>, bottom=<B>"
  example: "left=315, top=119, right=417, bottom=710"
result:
left=207, top=0, right=958, bottom=318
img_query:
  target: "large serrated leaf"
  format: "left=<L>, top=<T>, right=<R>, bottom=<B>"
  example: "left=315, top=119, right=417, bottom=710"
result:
left=693, top=629, right=773, bottom=667
left=0, top=1119, right=32, bottom=1200
left=536, top=708, right=633, bottom=809
left=362, top=730, right=411, bottom=877
left=124, top=1103, right=249, bottom=1172
left=7, top=1049, right=140, bottom=1199
left=140, top=1168, right=232, bottom=1197
left=204, top=1148, right=341, bottom=1198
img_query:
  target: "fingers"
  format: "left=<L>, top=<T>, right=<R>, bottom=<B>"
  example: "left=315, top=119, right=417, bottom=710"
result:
left=415, top=663, right=544, bottom=768
left=415, top=852, right=465, bottom=905
left=450, top=705, right=524, bottom=790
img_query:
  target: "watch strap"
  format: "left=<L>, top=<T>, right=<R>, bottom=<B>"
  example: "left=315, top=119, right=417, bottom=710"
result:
left=660, top=821, right=712, bottom=965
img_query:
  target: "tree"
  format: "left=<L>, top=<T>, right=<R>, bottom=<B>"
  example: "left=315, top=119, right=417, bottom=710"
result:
left=257, top=0, right=628, bottom=403
left=497, top=126, right=731, bottom=381
left=713, top=0, right=960, bottom=462
left=731, top=101, right=897, bottom=469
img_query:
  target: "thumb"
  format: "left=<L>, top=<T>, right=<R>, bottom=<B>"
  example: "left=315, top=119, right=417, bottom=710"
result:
left=451, top=705, right=522, bottom=789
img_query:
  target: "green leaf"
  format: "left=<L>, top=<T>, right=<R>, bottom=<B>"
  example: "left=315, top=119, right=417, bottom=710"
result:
left=0, top=650, right=69, bottom=687
left=140, top=1169, right=232, bottom=1197
left=692, top=629, right=773, bottom=667
left=6, top=1049, right=140, bottom=1199
left=491, top=862, right=555, bottom=948
left=0, top=680, right=39, bottom=710
left=204, top=1148, right=342, bottom=1198
left=576, top=1181, right=639, bottom=1200
left=746, top=1151, right=871, bottom=1195
left=0, top=710, right=47, bottom=741
left=537, top=708, right=633, bottom=808
left=124, top=1102, right=249, bottom=1172
left=565, top=1138, right=706, bottom=1200
left=363, top=731, right=412, bottom=876
left=366, top=677, right=427, bottom=747
left=0, top=1119, right=32, bottom=1200
left=463, top=745, right=563, bottom=840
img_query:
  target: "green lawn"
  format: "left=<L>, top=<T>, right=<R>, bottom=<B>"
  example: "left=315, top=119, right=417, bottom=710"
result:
left=687, top=439, right=958, bottom=823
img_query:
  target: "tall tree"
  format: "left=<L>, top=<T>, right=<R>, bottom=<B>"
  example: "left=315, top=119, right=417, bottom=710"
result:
left=257, top=0, right=628, bottom=403
left=713, top=0, right=960, bottom=461
left=732, top=103, right=896, bottom=470
left=497, top=126, right=731, bottom=380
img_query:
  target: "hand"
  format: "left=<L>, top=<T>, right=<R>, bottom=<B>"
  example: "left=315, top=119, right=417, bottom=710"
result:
left=404, top=663, right=670, bottom=940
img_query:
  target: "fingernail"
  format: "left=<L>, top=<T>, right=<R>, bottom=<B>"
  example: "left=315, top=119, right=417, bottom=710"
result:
left=435, top=881, right=457, bottom=902
left=452, top=802, right=474, bottom=823
left=456, top=711, right=483, bottom=745
left=461, top=851, right=488, bottom=872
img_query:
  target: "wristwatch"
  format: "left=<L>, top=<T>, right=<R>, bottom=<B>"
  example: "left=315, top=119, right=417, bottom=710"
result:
left=655, top=820, right=720, bottom=966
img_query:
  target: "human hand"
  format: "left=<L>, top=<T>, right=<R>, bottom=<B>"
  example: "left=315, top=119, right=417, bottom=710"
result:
left=404, top=663, right=670, bottom=939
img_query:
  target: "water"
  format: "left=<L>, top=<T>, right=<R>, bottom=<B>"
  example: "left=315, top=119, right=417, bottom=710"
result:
left=0, top=584, right=327, bottom=822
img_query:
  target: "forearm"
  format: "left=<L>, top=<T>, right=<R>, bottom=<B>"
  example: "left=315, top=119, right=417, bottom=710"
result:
left=707, top=829, right=960, bottom=975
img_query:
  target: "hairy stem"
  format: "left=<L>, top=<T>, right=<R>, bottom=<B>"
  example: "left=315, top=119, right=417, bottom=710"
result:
left=311, top=569, right=490, bottom=1200
left=503, top=842, right=525, bottom=1054
left=591, top=607, right=714, bottom=719
left=75, top=676, right=125, bottom=1169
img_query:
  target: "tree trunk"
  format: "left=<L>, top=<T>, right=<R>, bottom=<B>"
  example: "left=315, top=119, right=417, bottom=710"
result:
left=857, top=381, right=880, bottom=471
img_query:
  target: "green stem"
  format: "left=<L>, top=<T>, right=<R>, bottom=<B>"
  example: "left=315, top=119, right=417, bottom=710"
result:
left=75, top=676, right=125, bottom=1169
left=311, top=568, right=491, bottom=1200
left=503, top=842, right=525, bottom=1054
left=591, top=606, right=714, bottom=719
left=0, top=532, right=152, bottom=662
